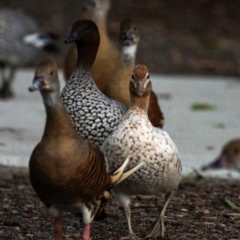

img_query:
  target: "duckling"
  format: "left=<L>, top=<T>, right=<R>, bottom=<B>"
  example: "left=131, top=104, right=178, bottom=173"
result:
left=101, top=65, right=182, bottom=239
left=28, top=57, right=143, bottom=240
left=202, top=138, right=240, bottom=171
left=104, top=18, right=164, bottom=128
left=61, top=19, right=126, bottom=149
left=63, top=0, right=119, bottom=92
left=0, top=8, right=57, bottom=99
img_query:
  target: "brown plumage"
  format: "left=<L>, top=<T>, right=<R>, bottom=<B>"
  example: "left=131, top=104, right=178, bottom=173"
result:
left=104, top=18, right=165, bottom=128
left=63, top=0, right=119, bottom=92
left=28, top=57, right=143, bottom=240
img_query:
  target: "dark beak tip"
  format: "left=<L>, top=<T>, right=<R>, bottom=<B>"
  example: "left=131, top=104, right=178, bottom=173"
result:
left=64, top=38, right=72, bottom=44
left=201, top=158, right=224, bottom=171
left=64, top=31, right=78, bottom=44
left=137, top=91, right=144, bottom=97
left=28, top=86, right=36, bottom=92
left=201, top=166, right=208, bottom=171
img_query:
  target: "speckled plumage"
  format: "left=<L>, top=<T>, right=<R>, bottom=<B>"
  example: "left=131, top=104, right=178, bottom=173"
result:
left=61, top=20, right=126, bottom=148
left=0, top=8, right=57, bottom=98
left=61, top=67, right=126, bottom=148
left=101, top=64, right=182, bottom=239
left=102, top=111, right=181, bottom=195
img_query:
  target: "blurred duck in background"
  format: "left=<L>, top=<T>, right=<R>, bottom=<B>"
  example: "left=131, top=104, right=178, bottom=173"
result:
left=202, top=139, right=240, bottom=171
left=0, top=8, right=58, bottom=99
left=104, top=18, right=165, bottom=128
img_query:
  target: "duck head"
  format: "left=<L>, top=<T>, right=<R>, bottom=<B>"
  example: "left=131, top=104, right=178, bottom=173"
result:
left=29, top=58, right=59, bottom=93
left=65, top=19, right=100, bottom=47
left=119, top=18, right=140, bottom=47
left=130, top=64, right=152, bottom=97
left=202, top=139, right=240, bottom=171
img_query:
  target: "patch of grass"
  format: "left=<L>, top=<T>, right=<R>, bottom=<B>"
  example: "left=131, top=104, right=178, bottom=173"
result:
left=191, top=103, right=216, bottom=111
left=206, top=146, right=215, bottom=151
left=214, top=123, right=226, bottom=129
left=225, top=198, right=240, bottom=210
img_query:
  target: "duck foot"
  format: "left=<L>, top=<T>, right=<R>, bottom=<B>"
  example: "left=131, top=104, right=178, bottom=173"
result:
left=83, top=223, right=91, bottom=240
left=145, top=220, right=165, bottom=238
left=120, top=233, right=143, bottom=240
left=0, top=83, right=13, bottom=99
left=145, top=191, right=174, bottom=239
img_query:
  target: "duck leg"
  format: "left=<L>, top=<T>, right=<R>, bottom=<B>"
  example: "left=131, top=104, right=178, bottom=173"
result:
left=0, top=65, right=15, bottom=99
left=145, top=190, right=174, bottom=238
left=83, top=223, right=91, bottom=240
left=54, top=216, right=63, bottom=240
left=120, top=205, right=142, bottom=240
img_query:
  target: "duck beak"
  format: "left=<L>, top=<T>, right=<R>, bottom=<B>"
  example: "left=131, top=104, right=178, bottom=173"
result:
left=201, top=155, right=228, bottom=171
left=28, top=76, right=44, bottom=92
left=64, top=31, right=78, bottom=44
left=135, top=82, right=145, bottom=97
left=121, top=31, right=134, bottom=46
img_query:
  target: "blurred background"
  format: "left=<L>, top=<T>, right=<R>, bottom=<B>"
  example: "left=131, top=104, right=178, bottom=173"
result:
left=1, top=0, right=240, bottom=76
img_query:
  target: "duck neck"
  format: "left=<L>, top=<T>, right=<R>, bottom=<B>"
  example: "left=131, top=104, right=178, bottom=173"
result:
left=92, top=8, right=108, bottom=36
left=129, top=93, right=150, bottom=114
left=121, top=44, right=137, bottom=62
left=41, top=91, right=78, bottom=138
left=76, top=41, right=98, bottom=71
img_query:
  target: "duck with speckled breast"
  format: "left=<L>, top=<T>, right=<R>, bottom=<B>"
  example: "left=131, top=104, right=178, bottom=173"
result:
left=101, top=64, right=182, bottom=239
left=61, top=19, right=127, bottom=149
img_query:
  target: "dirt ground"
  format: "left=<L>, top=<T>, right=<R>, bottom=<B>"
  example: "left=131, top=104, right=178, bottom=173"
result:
left=1, top=1, right=240, bottom=239
left=0, top=168, right=240, bottom=240
left=1, top=0, right=240, bottom=76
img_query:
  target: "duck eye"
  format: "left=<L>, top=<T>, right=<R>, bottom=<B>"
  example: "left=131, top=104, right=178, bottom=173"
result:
left=50, top=71, right=53, bottom=76
left=85, top=25, right=90, bottom=30
left=134, top=26, right=137, bottom=30
left=234, top=148, right=239, bottom=154
left=131, top=74, right=135, bottom=79
left=147, top=74, right=150, bottom=79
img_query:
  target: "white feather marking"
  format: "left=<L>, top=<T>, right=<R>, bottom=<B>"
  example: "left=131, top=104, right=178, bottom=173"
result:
left=122, top=45, right=137, bottom=59
left=23, top=33, right=48, bottom=48
left=143, top=78, right=150, bottom=89
left=130, top=78, right=137, bottom=88
left=82, top=205, right=94, bottom=224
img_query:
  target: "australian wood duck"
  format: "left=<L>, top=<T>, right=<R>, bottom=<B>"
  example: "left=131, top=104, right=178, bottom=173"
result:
left=61, top=19, right=126, bottom=148
left=202, top=138, right=240, bottom=171
left=104, top=18, right=165, bottom=128
left=63, top=0, right=119, bottom=92
left=28, top=57, right=143, bottom=240
left=0, top=8, right=57, bottom=99
left=101, top=65, right=182, bottom=239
